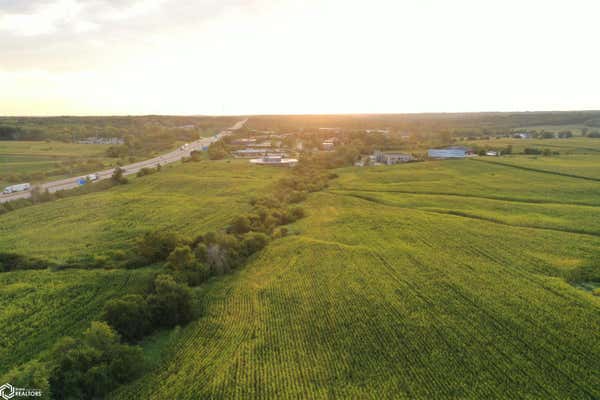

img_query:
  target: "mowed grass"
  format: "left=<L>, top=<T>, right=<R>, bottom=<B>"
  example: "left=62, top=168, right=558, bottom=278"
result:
left=111, top=158, right=600, bottom=399
left=0, top=267, right=156, bottom=376
left=0, top=160, right=285, bottom=263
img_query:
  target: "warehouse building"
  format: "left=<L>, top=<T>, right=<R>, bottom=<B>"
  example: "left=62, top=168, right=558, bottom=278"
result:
left=428, top=146, right=474, bottom=158
left=374, top=150, right=414, bottom=164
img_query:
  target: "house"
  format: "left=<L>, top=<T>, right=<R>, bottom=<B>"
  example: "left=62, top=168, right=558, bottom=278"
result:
left=428, top=146, right=474, bottom=159
left=250, top=154, right=298, bottom=167
left=374, top=150, right=414, bottom=164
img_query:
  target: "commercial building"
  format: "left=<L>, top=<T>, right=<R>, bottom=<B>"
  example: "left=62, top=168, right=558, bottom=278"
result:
left=249, top=155, right=298, bottom=167
left=374, top=150, right=414, bottom=164
left=428, top=146, right=474, bottom=159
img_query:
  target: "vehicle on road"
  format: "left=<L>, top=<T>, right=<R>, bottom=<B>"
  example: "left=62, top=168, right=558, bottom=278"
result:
left=2, top=183, right=31, bottom=194
left=87, top=174, right=98, bottom=181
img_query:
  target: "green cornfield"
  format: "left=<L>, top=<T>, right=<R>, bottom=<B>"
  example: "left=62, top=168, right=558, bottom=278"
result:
left=108, top=156, right=600, bottom=399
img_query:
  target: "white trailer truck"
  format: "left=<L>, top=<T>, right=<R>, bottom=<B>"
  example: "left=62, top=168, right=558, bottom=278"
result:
left=2, top=183, right=31, bottom=194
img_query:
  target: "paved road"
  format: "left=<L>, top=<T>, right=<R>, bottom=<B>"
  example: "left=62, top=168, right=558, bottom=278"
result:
left=0, top=119, right=247, bottom=204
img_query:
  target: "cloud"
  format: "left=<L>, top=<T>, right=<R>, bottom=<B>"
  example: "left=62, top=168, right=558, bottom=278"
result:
left=0, top=0, right=271, bottom=71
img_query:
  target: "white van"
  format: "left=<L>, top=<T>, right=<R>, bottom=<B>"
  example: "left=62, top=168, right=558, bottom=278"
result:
left=2, top=183, right=31, bottom=194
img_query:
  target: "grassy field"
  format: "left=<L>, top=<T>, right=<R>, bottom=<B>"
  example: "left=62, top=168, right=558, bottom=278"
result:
left=465, top=137, right=600, bottom=155
left=109, top=156, right=599, bottom=399
left=0, top=160, right=285, bottom=263
left=0, top=141, right=113, bottom=187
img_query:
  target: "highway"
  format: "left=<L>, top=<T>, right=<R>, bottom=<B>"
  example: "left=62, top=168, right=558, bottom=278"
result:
left=0, top=119, right=247, bottom=204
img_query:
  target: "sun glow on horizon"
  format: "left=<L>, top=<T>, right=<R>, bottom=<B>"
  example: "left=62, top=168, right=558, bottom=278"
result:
left=1, top=0, right=599, bottom=116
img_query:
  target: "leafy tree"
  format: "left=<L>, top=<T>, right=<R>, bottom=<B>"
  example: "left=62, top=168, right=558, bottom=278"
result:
left=167, top=245, right=209, bottom=285
left=166, top=246, right=196, bottom=270
left=207, top=141, right=228, bottom=160
left=111, top=167, right=128, bottom=184
left=49, top=322, right=144, bottom=400
left=2, top=361, right=49, bottom=398
left=137, top=230, right=185, bottom=263
left=102, top=295, right=152, bottom=342
left=229, top=216, right=251, bottom=234
left=241, top=232, right=270, bottom=256
left=147, top=274, right=193, bottom=327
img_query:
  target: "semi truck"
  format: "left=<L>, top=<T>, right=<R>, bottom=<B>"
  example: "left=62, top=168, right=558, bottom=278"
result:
left=2, top=183, right=31, bottom=195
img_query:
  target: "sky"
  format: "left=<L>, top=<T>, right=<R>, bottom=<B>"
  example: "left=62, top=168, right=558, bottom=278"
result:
left=1, top=0, right=599, bottom=116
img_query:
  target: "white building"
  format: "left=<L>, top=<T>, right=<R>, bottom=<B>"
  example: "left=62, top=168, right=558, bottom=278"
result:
left=374, top=150, right=414, bottom=164
left=250, top=155, right=298, bottom=167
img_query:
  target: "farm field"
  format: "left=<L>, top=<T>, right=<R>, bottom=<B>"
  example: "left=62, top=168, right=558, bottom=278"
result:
left=110, top=156, right=600, bottom=399
left=0, top=160, right=285, bottom=263
left=0, top=141, right=113, bottom=187
left=473, top=155, right=600, bottom=181
left=465, top=137, right=600, bottom=155
left=0, top=267, right=156, bottom=377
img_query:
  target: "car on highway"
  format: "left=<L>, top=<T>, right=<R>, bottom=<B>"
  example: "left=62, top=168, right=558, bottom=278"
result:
left=2, top=182, right=31, bottom=194
left=87, top=174, right=99, bottom=181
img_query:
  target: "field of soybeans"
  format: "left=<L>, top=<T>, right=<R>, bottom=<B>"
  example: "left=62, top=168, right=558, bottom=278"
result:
left=110, top=154, right=599, bottom=399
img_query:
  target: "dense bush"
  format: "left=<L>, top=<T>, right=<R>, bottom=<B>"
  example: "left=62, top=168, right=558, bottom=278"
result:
left=48, top=321, right=145, bottom=399
left=0, top=252, right=55, bottom=272
left=102, top=295, right=152, bottom=342
left=166, top=245, right=210, bottom=286
left=241, top=232, right=270, bottom=256
left=111, top=167, right=128, bottom=184
left=147, top=274, right=193, bottom=328
left=137, top=230, right=186, bottom=263
left=207, top=141, right=228, bottom=160
left=524, top=147, right=543, bottom=155
left=136, top=166, right=160, bottom=177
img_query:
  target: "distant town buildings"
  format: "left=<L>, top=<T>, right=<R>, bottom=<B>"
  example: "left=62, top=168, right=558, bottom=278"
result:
left=230, top=138, right=257, bottom=146
left=374, top=150, right=414, bottom=164
left=318, top=127, right=341, bottom=133
left=428, top=146, right=474, bottom=158
left=233, top=149, right=269, bottom=158
left=249, top=141, right=275, bottom=148
left=249, top=154, right=298, bottom=167
left=77, top=137, right=124, bottom=145
left=322, top=139, right=335, bottom=151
